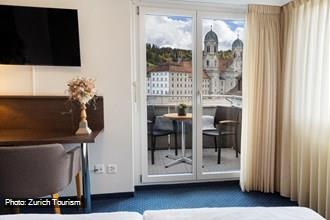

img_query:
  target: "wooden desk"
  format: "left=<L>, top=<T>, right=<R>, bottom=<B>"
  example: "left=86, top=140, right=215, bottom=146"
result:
left=0, top=96, right=104, bottom=213
left=0, top=129, right=101, bottom=145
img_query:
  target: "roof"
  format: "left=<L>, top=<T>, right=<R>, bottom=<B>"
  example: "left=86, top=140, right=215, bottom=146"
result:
left=148, top=61, right=210, bottom=79
left=204, top=29, right=218, bottom=43
left=219, top=58, right=233, bottom=73
left=148, top=61, right=192, bottom=73
left=232, top=38, right=243, bottom=49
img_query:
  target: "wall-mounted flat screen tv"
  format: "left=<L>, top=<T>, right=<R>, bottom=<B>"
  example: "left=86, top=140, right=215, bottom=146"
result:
left=0, top=5, right=81, bottom=66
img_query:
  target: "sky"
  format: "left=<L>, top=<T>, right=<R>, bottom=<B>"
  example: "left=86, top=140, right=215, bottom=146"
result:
left=145, top=15, right=244, bottom=51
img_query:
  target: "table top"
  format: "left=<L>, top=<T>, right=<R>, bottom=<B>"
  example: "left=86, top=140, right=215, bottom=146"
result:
left=163, top=113, right=193, bottom=121
left=0, top=129, right=102, bottom=146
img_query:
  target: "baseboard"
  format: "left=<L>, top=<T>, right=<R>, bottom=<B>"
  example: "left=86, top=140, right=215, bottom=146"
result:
left=91, top=192, right=134, bottom=200
left=135, top=180, right=240, bottom=190
left=62, top=191, right=134, bottom=201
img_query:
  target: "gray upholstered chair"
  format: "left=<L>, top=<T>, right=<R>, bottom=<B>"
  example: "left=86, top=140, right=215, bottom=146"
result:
left=0, top=144, right=81, bottom=214
left=147, top=106, right=178, bottom=165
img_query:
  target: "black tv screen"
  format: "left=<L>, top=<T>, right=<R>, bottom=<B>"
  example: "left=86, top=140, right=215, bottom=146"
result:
left=0, top=5, right=81, bottom=66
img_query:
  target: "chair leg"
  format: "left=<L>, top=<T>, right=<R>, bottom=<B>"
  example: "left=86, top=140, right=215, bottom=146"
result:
left=218, top=135, right=222, bottom=164
left=75, top=173, right=82, bottom=208
left=234, top=133, right=239, bottom=158
left=151, top=136, right=155, bottom=164
left=214, top=136, right=218, bottom=152
left=51, top=193, right=61, bottom=214
left=174, top=133, right=178, bottom=156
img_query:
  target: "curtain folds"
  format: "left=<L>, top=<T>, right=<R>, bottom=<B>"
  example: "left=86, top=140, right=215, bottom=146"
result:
left=240, top=5, right=281, bottom=193
left=278, top=0, right=330, bottom=218
left=241, top=0, right=330, bottom=218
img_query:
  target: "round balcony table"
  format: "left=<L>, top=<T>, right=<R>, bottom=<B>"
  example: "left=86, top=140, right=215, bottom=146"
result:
left=163, top=113, right=192, bottom=168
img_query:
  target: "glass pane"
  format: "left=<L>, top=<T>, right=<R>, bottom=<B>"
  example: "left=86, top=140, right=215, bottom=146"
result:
left=145, top=14, right=193, bottom=175
left=201, top=19, right=244, bottom=173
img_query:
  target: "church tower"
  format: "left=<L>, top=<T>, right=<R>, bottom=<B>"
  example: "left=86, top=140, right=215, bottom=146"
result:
left=232, top=35, right=243, bottom=73
left=203, top=26, right=220, bottom=95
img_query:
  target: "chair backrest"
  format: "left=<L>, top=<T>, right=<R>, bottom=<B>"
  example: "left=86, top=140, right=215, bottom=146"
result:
left=147, top=105, right=176, bottom=132
left=214, top=106, right=240, bottom=124
left=147, top=105, right=156, bottom=123
left=202, top=115, right=216, bottom=130
left=0, top=144, right=71, bottom=198
left=154, top=116, right=175, bottom=132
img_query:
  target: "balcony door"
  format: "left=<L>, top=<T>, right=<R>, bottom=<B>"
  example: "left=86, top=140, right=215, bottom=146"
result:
left=139, top=7, right=197, bottom=183
left=138, top=7, right=244, bottom=183
left=196, top=12, right=244, bottom=180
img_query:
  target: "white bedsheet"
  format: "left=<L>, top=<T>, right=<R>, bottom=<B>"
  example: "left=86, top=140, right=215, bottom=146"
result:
left=144, top=207, right=325, bottom=220
left=0, top=212, right=143, bottom=220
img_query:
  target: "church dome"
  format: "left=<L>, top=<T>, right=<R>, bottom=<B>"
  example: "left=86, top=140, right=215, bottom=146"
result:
left=204, top=29, right=218, bottom=43
left=232, top=38, right=243, bottom=49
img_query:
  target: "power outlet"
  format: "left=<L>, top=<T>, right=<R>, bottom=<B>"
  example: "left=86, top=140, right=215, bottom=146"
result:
left=107, top=164, right=117, bottom=174
left=94, top=164, right=105, bottom=174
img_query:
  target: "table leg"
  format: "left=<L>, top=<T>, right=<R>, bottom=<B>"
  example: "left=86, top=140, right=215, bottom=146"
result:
left=165, top=121, right=192, bottom=168
left=181, top=121, right=185, bottom=157
left=81, top=143, right=91, bottom=213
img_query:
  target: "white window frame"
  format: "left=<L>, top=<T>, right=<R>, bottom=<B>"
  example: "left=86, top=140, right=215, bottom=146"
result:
left=132, top=0, right=246, bottom=185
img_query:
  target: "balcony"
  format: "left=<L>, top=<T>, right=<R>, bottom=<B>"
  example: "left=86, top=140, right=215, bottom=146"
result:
left=147, top=95, right=241, bottom=175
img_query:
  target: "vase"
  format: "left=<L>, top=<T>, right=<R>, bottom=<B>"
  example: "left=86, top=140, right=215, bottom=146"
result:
left=178, top=108, right=186, bottom=116
left=75, top=103, right=92, bottom=135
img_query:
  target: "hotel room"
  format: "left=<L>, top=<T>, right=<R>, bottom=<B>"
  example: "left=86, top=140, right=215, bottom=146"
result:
left=0, top=0, right=329, bottom=219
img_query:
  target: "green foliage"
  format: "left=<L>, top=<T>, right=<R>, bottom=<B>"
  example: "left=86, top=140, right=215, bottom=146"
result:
left=219, top=50, right=233, bottom=60
left=146, top=43, right=233, bottom=67
left=146, top=43, right=192, bottom=66
left=178, top=103, right=187, bottom=109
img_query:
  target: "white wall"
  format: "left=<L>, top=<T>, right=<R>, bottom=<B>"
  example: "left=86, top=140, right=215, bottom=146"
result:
left=0, top=0, right=134, bottom=196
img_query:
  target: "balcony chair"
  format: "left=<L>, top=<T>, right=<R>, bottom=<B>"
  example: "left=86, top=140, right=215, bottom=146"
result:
left=203, top=106, right=240, bottom=164
left=147, top=106, right=178, bottom=165
left=202, top=115, right=219, bottom=153
left=0, top=144, right=82, bottom=214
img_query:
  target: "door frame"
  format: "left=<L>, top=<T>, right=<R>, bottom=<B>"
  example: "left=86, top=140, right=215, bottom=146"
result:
left=135, top=4, right=246, bottom=184
left=138, top=6, right=197, bottom=183
left=196, top=11, right=245, bottom=181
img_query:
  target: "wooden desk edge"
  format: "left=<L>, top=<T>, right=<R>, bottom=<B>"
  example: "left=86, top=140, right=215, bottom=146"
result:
left=0, top=130, right=103, bottom=146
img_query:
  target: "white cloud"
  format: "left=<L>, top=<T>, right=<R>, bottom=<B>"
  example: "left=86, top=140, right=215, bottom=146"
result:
left=144, top=15, right=244, bottom=51
left=145, top=15, right=192, bottom=50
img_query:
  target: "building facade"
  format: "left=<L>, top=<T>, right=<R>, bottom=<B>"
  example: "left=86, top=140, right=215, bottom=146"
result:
left=147, top=27, right=243, bottom=105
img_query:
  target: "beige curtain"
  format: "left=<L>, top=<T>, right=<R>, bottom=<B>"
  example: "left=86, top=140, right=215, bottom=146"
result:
left=278, top=0, right=330, bottom=218
left=241, top=0, right=330, bottom=218
left=240, top=5, right=281, bottom=193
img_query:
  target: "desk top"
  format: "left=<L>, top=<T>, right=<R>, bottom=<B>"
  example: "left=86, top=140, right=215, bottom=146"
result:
left=0, top=129, right=102, bottom=146
left=163, top=113, right=192, bottom=121
left=0, top=96, right=104, bottom=146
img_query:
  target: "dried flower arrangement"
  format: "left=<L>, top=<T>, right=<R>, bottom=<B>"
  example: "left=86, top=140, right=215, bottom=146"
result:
left=67, top=77, right=96, bottom=104
left=67, top=77, right=97, bottom=135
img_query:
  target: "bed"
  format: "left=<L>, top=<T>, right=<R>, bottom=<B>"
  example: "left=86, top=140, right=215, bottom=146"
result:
left=0, top=212, right=143, bottom=220
left=0, top=207, right=325, bottom=220
left=144, top=207, right=325, bottom=220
